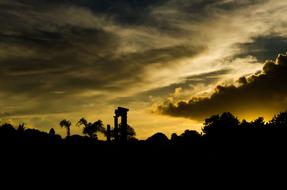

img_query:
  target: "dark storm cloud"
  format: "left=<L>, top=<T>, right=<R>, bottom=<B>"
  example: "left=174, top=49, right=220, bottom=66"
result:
left=238, top=36, right=287, bottom=62
left=158, top=53, right=287, bottom=120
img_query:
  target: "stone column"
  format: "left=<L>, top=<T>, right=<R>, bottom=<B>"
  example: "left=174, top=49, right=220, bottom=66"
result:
left=114, top=116, right=119, bottom=142
left=120, top=113, right=128, bottom=143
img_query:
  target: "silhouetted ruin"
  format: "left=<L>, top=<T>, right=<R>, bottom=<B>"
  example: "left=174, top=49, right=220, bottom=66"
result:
left=1, top=110, right=287, bottom=183
left=114, top=107, right=129, bottom=143
left=2, top=110, right=287, bottom=154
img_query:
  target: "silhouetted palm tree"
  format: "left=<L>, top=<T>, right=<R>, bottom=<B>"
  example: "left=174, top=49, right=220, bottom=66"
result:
left=17, top=123, right=25, bottom=132
left=77, top=118, right=105, bottom=139
left=59, top=119, right=72, bottom=137
left=77, top=118, right=88, bottom=128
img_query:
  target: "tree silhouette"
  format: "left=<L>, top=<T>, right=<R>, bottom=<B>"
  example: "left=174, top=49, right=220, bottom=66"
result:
left=77, top=118, right=105, bottom=139
left=59, top=119, right=72, bottom=137
left=269, top=111, right=287, bottom=128
left=49, top=128, right=56, bottom=136
left=77, top=118, right=88, bottom=128
left=202, top=112, right=239, bottom=136
left=180, top=130, right=201, bottom=143
left=171, top=133, right=179, bottom=142
left=251, top=117, right=265, bottom=128
left=0, top=123, right=16, bottom=142
left=105, top=123, right=136, bottom=141
left=119, top=123, right=136, bottom=140
left=146, top=132, right=169, bottom=144
left=17, top=123, right=25, bottom=132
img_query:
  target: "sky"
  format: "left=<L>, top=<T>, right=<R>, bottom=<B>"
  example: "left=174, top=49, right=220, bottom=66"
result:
left=1, top=0, right=287, bottom=139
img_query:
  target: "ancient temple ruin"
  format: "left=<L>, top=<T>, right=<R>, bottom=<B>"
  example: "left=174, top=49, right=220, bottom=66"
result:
left=114, top=107, right=129, bottom=143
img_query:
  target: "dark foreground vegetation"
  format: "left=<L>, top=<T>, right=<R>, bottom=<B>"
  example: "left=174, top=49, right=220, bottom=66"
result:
left=2, top=112, right=287, bottom=184
left=1, top=112, right=287, bottom=160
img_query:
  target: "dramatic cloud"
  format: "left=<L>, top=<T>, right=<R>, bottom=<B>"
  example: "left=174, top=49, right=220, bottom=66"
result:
left=158, top=53, right=287, bottom=121
left=238, top=36, right=287, bottom=62
left=1, top=0, right=287, bottom=138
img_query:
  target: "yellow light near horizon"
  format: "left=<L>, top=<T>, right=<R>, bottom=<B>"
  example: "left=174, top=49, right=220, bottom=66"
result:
left=237, top=111, right=275, bottom=122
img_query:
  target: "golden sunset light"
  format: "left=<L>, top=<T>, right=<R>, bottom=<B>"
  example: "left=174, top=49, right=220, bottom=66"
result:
left=1, top=0, right=287, bottom=140
left=3, top=1, right=287, bottom=186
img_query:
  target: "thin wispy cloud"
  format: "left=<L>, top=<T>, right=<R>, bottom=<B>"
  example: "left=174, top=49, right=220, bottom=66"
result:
left=1, top=0, right=287, bottom=138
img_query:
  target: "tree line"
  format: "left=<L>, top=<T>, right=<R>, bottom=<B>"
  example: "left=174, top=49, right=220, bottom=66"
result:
left=1, top=112, right=287, bottom=148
